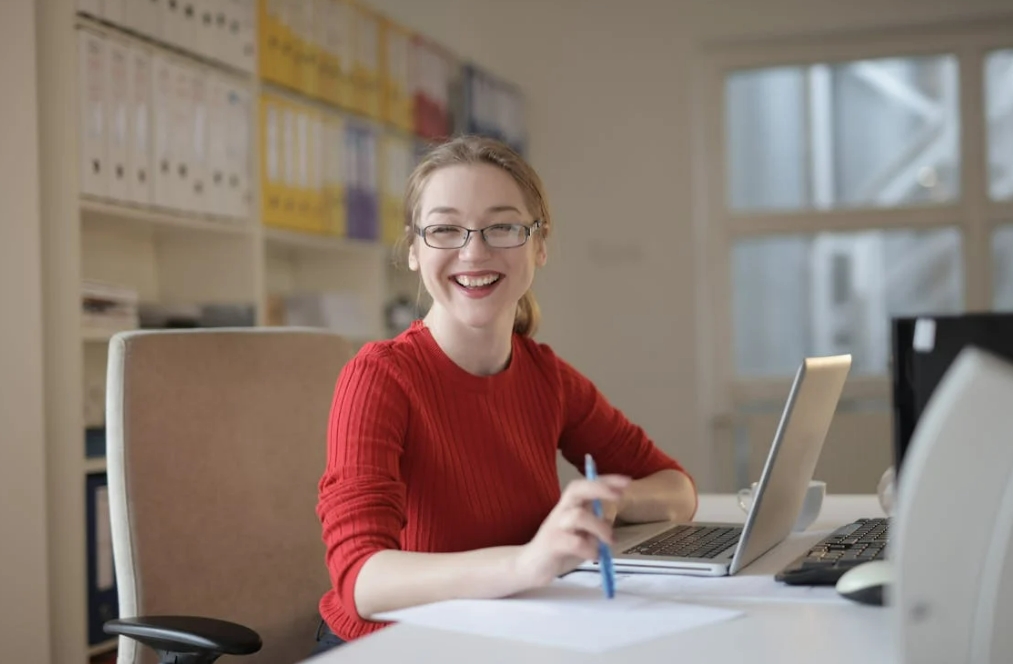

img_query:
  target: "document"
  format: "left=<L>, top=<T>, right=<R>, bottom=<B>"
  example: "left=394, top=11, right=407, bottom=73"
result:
left=375, top=580, right=743, bottom=653
left=562, top=570, right=846, bottom=603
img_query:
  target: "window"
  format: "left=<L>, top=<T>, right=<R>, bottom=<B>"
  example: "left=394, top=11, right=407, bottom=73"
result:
left=994, top=225, right=1013, bottom=310
left=732, top=228, right=963, bottom=375
left=726, top=55, right=960, bottom=212
left=986, top=49, right=1013, bottom=201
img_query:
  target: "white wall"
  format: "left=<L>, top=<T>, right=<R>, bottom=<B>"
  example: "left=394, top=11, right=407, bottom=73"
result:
left=368, top=0, right=1013, bottom=489
left=0, top=0, right=52, bottom=660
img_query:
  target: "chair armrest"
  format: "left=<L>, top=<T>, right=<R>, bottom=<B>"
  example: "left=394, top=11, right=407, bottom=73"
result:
left=104, top=615, right=262, bottom=664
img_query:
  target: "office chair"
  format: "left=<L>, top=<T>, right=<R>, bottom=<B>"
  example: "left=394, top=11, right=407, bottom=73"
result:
left=101, top=328, right=355, bottom=664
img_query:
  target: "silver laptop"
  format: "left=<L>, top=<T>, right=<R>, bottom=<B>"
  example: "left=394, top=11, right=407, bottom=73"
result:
left=579, top=354, right=852, bottom=577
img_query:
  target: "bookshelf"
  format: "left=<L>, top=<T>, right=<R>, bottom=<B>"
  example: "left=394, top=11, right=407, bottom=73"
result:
left=36, top=1, right=525, bottom=662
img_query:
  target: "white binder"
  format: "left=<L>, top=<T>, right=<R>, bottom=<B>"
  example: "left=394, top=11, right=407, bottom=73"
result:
left=224, top=83, right=252, bottom=218
left=77, top=0, right=103, bottom=19
left=195, top=0, right=219, bottom=62
left=77, top=30, right=108, bottom=199
left=124, top=0, right=159, bottom=40
left=104, top=38, right=131, bottom=203
left=205, top=74, right=230, bottom=217
left=102, top=0, right=126, bottom=25
left=150, top=54, right=176, bottom=209
left=188, top=67, right=210, bottom=214
left=160, top=0, right=187, bottom=53
left=125, top=44, right=153, bottom=206
left=230, top=0, right=258, bottom=73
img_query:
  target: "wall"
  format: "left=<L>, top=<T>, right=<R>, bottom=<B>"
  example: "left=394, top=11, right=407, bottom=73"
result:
left=0, top=0, right=52, bottom=660
left=368, top=0, right=1013, bottom=489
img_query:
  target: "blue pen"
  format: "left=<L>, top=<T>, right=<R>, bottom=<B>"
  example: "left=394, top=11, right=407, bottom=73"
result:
left=584, top=454, right=616, bottom=599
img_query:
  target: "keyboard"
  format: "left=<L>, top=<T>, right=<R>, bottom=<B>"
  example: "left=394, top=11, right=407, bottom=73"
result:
left=623, top=525, right=743, bottom=559
left=775, top=517, right=889, bottom=585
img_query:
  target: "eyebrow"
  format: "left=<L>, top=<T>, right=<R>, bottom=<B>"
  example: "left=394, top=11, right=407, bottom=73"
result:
left=426, top=205, right=523, bottom=217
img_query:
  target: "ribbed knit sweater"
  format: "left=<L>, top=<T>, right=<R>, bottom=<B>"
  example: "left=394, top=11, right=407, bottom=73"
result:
left=316, top=320, right=688, bottom=640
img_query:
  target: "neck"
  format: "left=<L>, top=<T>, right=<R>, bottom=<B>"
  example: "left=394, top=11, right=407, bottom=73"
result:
left=423, top=307, right=516, bottom=376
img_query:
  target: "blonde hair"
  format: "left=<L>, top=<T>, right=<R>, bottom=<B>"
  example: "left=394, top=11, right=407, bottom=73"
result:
left=398, top=136, right=551, bottom=337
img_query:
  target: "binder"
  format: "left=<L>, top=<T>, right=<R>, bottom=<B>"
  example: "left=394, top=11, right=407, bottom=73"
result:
left=125, top=43, right=153, bottom=206
left=188, top=66, right=210, bottom=213
left=225, top=82, right=252, bottom=219
left=281, top=99, right=299, bottom=226
left=345, top=120, right=378, bottom=240
left=104, top=38, right=131, bottom=203
left=206, top=74, right=230, bottom=217
left=77, top=0, right=103, bottom=19
left=380, top=18, right=412, bottom=132
left=351, top=3, right=381, bottom=119
left=322, top=113, right=347, bottom=237
left=103, top=0, right=126, bottom=26
left=294, top=102, right=310, bottom=229
left=78, top=30, right=108, bottom=200
left=229, top=0, right=258, bottom=74
left=292, top=0, right=318, bottom=97
left=86, top=472, right=118, bottom=646
left=151, top=54, right=176, bottom=209
left=170, top=61, right=195, bottom=211
left=307, top=109, right=325, bottom=232
left=178, top=0, right=202, bottom=55
left=320, top=0, right=355, bottom=110
left=380, top=132, right=410, bottom=246
left=160, top=0, right=187, bottom=53
left=258, top=94, right=284, bottom=226
left=124, top=0, right=160, bottom=41
left=196, top=0, right=219, bottom=63
left=275, top=0, right=298, bottom=89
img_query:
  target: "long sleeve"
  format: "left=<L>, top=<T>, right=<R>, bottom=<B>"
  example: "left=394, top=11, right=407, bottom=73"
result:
left=316, top=349, right=410, bottom=620
left=555, top=356, right=687, bottom=480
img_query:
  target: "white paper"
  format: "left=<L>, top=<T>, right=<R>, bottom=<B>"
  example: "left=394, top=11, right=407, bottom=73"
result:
left=913, top=317, right=936, bottom=352
left=375, top=580, right=743, bottom=653
left=562, top=570, right=846, bottom=604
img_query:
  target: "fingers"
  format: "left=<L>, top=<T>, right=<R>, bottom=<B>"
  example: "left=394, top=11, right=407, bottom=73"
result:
left=558, top=505, right=615, bottom=545
left=558, top=531, right=602, bottom=563
left=560, top=476, right=630, bottom=509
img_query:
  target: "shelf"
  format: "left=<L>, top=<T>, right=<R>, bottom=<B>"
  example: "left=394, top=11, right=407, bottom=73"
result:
left=75, top=13, right=255, bottom=83
left=263, top=227, right=388, bottom=256
left=81, top=198, right=254, bottom=238
left=84, top=457, right=107, bottom=474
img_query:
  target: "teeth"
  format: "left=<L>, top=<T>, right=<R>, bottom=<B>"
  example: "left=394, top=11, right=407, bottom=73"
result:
left=454, top=274, right=500, bottom=288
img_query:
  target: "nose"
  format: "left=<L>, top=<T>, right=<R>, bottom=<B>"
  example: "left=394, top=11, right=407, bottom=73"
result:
left=458, top=230, right=492, bottom=261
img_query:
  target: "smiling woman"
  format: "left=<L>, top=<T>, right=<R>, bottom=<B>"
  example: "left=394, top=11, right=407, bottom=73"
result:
left=312, top=135, right=698, bottom=654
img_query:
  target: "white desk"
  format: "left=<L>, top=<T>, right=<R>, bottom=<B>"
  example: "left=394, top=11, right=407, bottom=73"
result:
left=307, top=494, right=893, bottom=664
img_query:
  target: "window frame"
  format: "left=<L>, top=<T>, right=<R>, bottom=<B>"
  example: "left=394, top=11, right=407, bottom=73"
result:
left=691, top=20, right=1013, bottom=485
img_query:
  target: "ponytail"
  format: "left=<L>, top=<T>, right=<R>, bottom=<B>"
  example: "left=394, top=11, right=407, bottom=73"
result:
left=514, top=290, right=540, bottom=337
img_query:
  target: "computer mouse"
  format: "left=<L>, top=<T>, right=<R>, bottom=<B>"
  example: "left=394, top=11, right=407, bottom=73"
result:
left=835, top=560, right=892, bottom=606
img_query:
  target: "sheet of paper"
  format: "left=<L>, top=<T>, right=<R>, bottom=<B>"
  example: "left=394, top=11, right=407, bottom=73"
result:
left=562, top=570, right=846, bottom=603
left=375, top=580, right=744, bottom=653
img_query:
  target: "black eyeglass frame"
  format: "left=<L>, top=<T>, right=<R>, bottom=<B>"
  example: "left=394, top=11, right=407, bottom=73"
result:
left=413, top=220, right=543, bottom=249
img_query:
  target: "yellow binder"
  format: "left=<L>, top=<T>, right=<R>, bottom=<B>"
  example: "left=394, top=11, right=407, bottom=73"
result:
left=351, top=2, right=381, bottom=119
left=380, top=18, right=413, bottom=132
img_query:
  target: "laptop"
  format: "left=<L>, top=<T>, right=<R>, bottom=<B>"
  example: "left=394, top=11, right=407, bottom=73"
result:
left=579, top=353, right=852, bottom=577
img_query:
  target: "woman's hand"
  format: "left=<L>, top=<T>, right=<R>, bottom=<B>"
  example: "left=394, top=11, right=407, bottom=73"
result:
left=513, top=475, right=630, bottom=587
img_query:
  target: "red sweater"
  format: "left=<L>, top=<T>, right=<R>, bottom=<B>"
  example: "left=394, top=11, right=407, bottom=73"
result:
left=316, top=320, right=690, bottom=641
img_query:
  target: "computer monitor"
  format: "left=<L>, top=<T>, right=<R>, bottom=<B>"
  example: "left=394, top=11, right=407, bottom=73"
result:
left=891, top=312, right=1013, bottom=478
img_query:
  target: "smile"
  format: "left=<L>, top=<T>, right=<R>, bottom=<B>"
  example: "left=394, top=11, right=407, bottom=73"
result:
left=450, top=273, right=504, bottom=298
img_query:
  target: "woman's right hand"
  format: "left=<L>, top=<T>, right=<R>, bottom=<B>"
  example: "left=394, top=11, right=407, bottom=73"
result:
left=514, top=475, right=631, bottom=588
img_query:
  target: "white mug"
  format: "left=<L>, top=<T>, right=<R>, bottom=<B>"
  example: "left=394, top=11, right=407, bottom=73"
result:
left=736, top=479, right=826, bottom=532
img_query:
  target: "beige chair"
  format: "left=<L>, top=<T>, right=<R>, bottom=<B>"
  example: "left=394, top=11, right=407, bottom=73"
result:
left=102, top=328, right=355, bottom=664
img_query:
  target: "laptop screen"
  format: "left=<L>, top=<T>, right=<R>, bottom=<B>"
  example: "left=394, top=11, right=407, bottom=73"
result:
left=891, top=312, right=1013, bottom=477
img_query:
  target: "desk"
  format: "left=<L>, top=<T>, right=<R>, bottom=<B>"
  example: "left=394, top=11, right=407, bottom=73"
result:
left=306, top=494, right=893, bottom=664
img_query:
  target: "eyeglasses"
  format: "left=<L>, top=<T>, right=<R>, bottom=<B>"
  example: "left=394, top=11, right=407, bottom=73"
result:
left=414, top=221, right=542, bottom=249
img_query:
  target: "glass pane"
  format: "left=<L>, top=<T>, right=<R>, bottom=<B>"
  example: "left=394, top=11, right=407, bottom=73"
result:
left=732, top=228, right=964, bottom=376
left=986, top=50, right=1013, bottom=201
left=993, top=224, right=1013, bottom=310
left=726, top=55, right=960, bottom=212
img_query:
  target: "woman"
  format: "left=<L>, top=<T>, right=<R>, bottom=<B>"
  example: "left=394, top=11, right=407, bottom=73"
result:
left=313, top=136, right=697, bottom=652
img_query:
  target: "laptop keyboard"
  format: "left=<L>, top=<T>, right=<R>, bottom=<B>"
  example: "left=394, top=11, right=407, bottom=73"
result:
left=775, top=517, right=889, bottom=585
left=623, top=525, right=743, bottom=559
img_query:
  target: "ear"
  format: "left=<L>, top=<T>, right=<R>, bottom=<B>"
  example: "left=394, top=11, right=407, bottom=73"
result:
left=535, top=238, right=547, bottom=268
left=408, top=243, right=419, bottom=271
